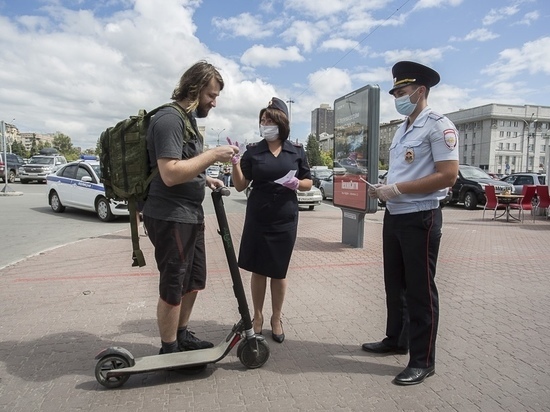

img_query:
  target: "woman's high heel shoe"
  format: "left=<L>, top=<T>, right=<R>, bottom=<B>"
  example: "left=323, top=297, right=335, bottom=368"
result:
left=271, top=319, right=285, bottom=343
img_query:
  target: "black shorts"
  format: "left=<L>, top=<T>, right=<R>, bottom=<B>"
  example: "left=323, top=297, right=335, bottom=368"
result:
left=143, top=216, right=207, bottom=306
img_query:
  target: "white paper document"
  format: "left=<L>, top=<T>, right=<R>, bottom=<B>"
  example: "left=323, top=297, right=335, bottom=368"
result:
left=274, top=170, right=297, bottom=185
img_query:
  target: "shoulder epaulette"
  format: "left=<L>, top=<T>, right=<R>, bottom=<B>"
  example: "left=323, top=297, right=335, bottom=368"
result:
left=428, top=111, right=444, bottom=121
left=247, top=142, right=259, bottom=148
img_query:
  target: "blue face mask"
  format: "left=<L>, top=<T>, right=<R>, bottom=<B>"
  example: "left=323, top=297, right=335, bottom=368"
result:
left=394, top=87, right=420, bottom=116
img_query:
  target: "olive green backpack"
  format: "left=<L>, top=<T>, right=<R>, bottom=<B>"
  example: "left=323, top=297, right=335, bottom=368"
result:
left=99, top=103, right=192, bottom=267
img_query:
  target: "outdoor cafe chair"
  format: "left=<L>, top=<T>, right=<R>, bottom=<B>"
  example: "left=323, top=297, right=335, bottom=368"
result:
left=509, top=185, right=536, bottom=222
left=483, top=185, right=506, bottom=220
left=534, top=185, right=550, bottom=220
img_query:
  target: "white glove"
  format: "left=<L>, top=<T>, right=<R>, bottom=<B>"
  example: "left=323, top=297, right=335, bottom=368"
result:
left=375, top=183, right=401, bottom=202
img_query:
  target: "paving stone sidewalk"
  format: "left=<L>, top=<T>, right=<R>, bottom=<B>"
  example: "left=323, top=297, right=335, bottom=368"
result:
left=1, top=204, right=549, bottom=412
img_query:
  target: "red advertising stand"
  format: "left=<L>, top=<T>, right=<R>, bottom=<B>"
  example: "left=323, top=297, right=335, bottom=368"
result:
left=333, top=85, right=380, bottom=247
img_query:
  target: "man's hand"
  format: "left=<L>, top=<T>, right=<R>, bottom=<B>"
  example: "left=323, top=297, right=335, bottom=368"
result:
left=374, top=183, right=401, bottom=201
left=212, top=144, right=238, bottom=163
left=206, top=176, right=224, bottom=190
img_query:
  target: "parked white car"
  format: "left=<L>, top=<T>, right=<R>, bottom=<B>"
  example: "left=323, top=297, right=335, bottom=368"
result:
left=46, top=159, right=128, bottom=222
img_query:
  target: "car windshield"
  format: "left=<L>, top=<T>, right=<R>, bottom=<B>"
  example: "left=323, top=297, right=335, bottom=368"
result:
left=317, top=170, right=332, bottom=179
left=461, top=166, right=491, bottom=180
left=30, top=157, right=54, bottom=165
left=91, top=164, right=101, bottom=178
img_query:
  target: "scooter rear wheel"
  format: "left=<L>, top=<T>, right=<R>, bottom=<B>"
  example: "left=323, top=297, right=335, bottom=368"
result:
left=95, top=354, right=131, bottom=388
left=237, top=338, right=270, bottom=369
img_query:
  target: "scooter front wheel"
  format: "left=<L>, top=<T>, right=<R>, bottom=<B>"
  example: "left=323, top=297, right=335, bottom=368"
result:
left=237, top=337, right=270, bottom=369
left=95, top=355, right=131, bottom=388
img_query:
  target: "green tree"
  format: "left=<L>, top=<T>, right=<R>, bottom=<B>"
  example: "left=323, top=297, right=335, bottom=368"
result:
left=53, top=132, right=80, bottom=160
left=95, top=137, right=101, bottom=156
left=305, top=134, right=323, bottom=166
left=320, top=150, right=333, bottom=168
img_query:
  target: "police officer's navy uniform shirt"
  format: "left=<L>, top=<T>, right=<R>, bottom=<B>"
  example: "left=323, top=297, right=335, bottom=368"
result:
left=386, top=106, right=458, bottom=215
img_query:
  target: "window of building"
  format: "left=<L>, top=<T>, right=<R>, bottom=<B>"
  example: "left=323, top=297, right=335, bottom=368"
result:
left=472, top=143, right=476, bottom=150
left=528, top=144, right=534, bottom=152
left=514, top=132, right=518, bottom=137
left=500, top=120, right=505, bottom=127
left=464, top=144, right=467, bottom=152
left=506, top=143, right=510, bottom=150
left=499, top=131, right=504, bottom=137
left=513, top=121, right=518, bottom=127
left=506, top=131, right=511, bottom=137
left=512, top=143, right=516, bottom=150
left=499, top=142, right=503, bottom=150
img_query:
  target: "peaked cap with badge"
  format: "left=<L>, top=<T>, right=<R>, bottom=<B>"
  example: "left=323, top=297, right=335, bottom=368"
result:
left=262, top=97, right=289, bottom=118
left=389, top=61, right=441, bottom=95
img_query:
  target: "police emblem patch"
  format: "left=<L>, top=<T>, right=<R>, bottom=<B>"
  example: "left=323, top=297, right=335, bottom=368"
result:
left=405, top=148, right=414, bottom=163
left=444, top=129, right=457, bottom=150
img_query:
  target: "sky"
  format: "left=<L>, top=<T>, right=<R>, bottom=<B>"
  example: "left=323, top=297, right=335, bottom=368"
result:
left=0, top=0, right=548, bottom=150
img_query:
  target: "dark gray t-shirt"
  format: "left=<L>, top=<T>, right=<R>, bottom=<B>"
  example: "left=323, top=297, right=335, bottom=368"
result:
left=143, top=105, right=206, bottom=224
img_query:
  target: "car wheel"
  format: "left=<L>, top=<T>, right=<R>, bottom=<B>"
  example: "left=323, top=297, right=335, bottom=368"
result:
left=308, top=205, right=314, bottom=210
left=7, top=171, right=16, bottom=183
left=96, top=197, right=115, bottom=222
left=50, top=191, right=65, bottom=213
left=463, top=191, right=478, bottom=210
left=20, top=179, right=29, bottom=184
left=320, top=187, right=326, bottom=200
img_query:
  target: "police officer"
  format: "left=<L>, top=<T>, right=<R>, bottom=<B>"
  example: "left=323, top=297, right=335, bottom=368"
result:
left=231, top=97, right=312, bottom=343
left=362, top=61, right=459, bottom=385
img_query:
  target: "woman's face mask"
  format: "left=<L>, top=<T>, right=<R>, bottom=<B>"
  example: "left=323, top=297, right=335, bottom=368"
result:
left=260, top=125, right=279, bottom=141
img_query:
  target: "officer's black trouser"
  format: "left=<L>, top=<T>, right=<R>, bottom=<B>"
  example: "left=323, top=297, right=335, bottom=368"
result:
left=381, top=207, right=442, bottom=369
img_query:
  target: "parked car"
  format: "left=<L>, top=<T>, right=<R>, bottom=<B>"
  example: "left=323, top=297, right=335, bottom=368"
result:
left=0, top=153, right=25, bottom=183
left=245, top=183, right=322, bottom=210
left=46, top=159, right=128, bottom=222
left=206, top=165, right=221, bottom=179
left=297, top=186, right=322, bottom=210
left=450, top=164, right=514, bottom=210
left=311, top=168, right=332, bottom=188
left=333, top=159, right=364, bottom=175
left=20, top=154, right=67, bottom=184
left=319, top=173, right=334, bottom=200
left=499, top=173, right=546, bottom=195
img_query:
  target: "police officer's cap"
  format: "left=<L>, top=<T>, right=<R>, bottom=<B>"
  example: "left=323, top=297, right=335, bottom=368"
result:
left=265, top=97, right=289, bottom=118
left=389, top=61, right=440, bottom=95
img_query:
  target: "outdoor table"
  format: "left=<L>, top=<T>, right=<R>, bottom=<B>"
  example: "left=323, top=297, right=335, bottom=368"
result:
left=494, top=194, right=524, bottom=222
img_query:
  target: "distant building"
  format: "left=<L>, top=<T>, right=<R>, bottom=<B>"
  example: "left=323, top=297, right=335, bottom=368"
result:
left=445, top=103, right=550, bottom=174
left=377, top=103, right=550, bottom=174
left=311, top=104, right=334, bottom=140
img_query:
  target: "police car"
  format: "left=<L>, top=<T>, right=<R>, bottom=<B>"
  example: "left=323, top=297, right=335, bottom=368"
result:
left=46, top=156, right=129, bottom=222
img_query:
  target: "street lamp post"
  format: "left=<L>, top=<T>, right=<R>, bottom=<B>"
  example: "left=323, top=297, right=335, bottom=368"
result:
left=211, top=127, right=225, bottom=147
left=286, top=98, right=294, bottom=141
left=522, top=114, right=537, bottom=172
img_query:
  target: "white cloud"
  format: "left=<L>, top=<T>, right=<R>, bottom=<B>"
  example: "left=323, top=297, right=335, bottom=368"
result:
left=211, top=12, right=279, bottom=40
left=514, top=10, right=539, bottom=26
left=282, top=20, right=326, bottom=53
left=463, top=28, right=500, bottom=42
left=320, top=38, right=359, bottom=52
left=482, top=5, right=519, bottom=26
left=377, top=46, right=455, bottom=66
left=412, top=0, right=464, bottom=11
left=482, top=36, right=550, bottom=85
left=240, top=45, right=305, bottom=68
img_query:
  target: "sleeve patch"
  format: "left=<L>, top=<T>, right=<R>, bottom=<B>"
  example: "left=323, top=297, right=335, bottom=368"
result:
left=443, top=129, right=457, bottom=150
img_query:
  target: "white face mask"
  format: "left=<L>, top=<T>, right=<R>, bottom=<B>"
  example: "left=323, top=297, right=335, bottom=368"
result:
left=394, top=87, right=420, bottom=116
left=260, top=125, right=279, bottom=141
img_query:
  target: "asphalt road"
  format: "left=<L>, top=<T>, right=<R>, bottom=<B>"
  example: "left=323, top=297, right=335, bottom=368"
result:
left=0, top=181, right=252, bottom=269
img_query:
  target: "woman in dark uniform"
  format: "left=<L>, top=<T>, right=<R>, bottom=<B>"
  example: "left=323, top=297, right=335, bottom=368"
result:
left=231, top=97, right=312, bottom=343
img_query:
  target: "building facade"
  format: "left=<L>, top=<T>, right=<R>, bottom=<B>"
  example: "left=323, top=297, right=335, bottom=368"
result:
left=311, top=104, right=334, bottom=140
left=376, top=103, right=550, bottom=174
left=445, top=103, right=550, bottom=174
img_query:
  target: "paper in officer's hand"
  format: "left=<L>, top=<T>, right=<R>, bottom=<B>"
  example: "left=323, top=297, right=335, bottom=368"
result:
left=274, top=170, right=297, bottom=185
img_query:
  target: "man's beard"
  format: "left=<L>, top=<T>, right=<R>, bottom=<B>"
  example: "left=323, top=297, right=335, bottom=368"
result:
left=196, top=103, right=210, bottom=118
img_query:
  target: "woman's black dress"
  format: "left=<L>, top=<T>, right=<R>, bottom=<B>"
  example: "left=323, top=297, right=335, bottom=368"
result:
left=238, top=139, right=311, bottom=279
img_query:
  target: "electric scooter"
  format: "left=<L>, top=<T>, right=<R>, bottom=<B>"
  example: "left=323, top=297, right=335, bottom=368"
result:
left=94, top=187, right=270, bottom=389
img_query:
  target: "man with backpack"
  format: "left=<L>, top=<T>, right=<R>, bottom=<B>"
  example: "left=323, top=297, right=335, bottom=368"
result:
left=142, top=61, right=239, bottom=355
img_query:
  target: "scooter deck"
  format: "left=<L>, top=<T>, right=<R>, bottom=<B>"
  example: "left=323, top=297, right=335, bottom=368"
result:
left=108, top=339, right=235, bottom=376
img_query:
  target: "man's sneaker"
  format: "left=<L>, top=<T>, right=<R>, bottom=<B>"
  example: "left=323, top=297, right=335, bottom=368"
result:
left=178, top=329, right=214, bottom=351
